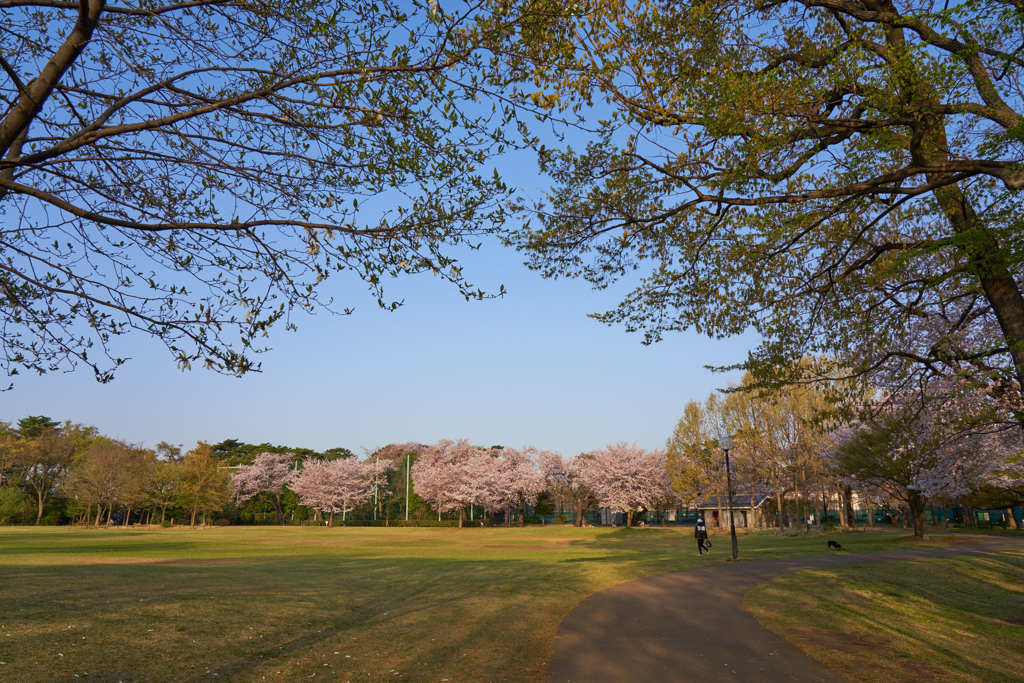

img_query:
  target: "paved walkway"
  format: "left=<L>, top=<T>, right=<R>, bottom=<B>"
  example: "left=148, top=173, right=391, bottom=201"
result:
left=547, top=537, right=1021, bottom=682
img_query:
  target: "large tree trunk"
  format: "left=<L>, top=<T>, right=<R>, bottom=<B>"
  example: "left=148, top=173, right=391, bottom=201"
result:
left=880, top=12, right=1024, bottom=405
left=124, top=507, right=131, bottom=527
left=837, top=485, right=848, bottom=529
left=160, top=506, right=166, bottom=525
left=575, top=501, right=584, bottom=527
left=821, top=485, right=828, bottom=528
left=34, top=488, right=44, bottom=525
left=937, top=182, right=1024, bottom=400
left=458, top=507, right=465, bottom=529
left=844, top=486, right=855, bottom=527
left=908, top=491, right=928, bottom=539
left=626, top=509, right=634, bottom=528
left=1006, top=508, right=1019, bottom=530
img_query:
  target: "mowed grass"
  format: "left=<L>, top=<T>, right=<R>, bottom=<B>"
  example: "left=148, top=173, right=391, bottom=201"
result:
left=0, top=526, right=956, bottom=681
left=745, top=547, right=1024, bottom=682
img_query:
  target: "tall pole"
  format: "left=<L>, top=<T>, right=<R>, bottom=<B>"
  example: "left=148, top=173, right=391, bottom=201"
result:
left=719, top=434, right=739, bottom=560
left=724, top=446, right=738, bottom=560
left=405, top=454, right=410, bottom=521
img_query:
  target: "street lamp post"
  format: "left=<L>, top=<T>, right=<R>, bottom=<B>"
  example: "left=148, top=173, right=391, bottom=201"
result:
left=719, top=434, right=739, bottom=560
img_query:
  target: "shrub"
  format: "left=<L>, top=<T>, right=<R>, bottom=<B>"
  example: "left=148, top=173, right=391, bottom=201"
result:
left=214, top=518, right=231, bottom=526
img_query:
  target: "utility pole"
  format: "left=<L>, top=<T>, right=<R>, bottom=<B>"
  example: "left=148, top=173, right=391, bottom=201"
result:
left=720, top=434, right=739, bottom=560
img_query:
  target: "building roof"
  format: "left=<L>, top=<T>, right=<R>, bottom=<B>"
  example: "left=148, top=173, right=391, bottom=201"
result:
left=695, top=494, right=772, bottom=510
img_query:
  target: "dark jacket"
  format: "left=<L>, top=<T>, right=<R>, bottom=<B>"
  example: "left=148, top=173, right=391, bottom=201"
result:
left=695, top=522, right=708, bottom=539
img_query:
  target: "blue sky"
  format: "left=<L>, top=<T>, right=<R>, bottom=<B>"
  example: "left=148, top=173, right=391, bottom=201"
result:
left=1, top=234, right=756, bottom=456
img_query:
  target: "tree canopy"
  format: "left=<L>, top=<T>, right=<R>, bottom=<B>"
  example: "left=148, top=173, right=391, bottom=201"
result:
left=1, top=0, right=515, bottom=383
left=499, top=0, right=1024, bottom=404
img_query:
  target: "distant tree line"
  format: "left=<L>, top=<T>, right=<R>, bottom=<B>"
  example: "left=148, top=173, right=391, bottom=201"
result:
left=6, top=408, right=1018, bottom=534
left=0, top=416, right=356, bottom=526
left=0, top=416, right=687, bottom=529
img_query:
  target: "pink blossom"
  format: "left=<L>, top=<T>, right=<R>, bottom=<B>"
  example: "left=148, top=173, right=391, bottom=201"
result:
left=290, top=457, right=375, bottom=525
left=230, top=452, right=295, bottom=504
left=578, top=443, right=670, bottom=525
left=413, top=440, right=503, bottom=520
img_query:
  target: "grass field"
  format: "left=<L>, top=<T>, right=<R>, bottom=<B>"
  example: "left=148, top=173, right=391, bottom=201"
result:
left=0, top=526, right=988, bottom=681
left=745, top=545, right=1024, bottom=682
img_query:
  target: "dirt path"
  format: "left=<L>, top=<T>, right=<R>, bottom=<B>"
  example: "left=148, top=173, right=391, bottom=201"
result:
left=547, top=537, right=1021, bottom=682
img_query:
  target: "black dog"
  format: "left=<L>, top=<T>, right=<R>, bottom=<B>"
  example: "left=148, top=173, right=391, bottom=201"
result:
left=827, top=539, right=843, bottom=550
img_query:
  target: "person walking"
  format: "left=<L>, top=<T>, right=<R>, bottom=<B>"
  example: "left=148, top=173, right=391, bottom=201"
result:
left=695, top=516, right=710, bottom=555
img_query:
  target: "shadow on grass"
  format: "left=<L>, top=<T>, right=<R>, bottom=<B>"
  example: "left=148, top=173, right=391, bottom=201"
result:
left=747, top=552, right=1024, bottom=682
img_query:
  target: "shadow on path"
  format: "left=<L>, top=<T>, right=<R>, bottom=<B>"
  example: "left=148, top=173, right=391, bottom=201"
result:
left=547, top=537, right=1022, bottom=682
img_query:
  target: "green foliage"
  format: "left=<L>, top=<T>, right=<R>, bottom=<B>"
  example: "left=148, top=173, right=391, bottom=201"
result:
left=211, top=439, right=351, bottom=466
left=0, top=486, right=32, bottom=524
left=177, top=443, right=231, bottom=525
left=534, top=491, right=556, bottom=517
left=15, top=416, right=59, bottom=438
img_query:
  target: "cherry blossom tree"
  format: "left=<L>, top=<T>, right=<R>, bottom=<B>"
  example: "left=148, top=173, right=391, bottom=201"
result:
left=289, top=457, right=374, bottom=526
left=230, top=452, right=295, bottom=523
left=289, top=459, right=334, bottom=524
left=640, top=449, right=679, bottom=526
left=834, top=380, right=1021, bottom=538
left=493, top=447, right=545, bottom=525
left=329, top=458, right=376, bottom=524
left=579, top=443, right=667, bottom=527
left=540, top=451, right=595, bottom=527
left=459, top=451, right=506, bottom=520
left=412, top=440, right=504, bottom=527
